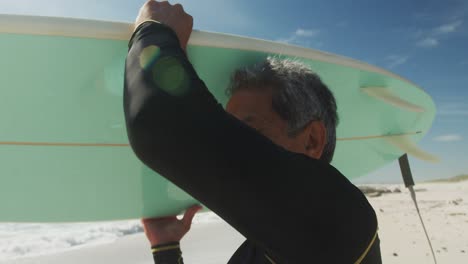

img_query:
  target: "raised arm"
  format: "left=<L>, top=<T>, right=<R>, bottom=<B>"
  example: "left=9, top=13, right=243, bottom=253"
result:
left=125, top=2, right=378, bottom=263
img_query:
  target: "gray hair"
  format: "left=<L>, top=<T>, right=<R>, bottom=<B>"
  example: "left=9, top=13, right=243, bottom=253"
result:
left=226, top=57, right=339, bottom=163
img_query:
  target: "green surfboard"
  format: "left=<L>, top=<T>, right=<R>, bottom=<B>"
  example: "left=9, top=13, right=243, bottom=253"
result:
left=0, top=15, right=436, bottom=222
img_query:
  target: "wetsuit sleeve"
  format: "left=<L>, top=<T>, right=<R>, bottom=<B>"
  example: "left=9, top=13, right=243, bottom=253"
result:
left=151, top=242, right=184, bottom=264
left=125, top=21, right=379, bottom=263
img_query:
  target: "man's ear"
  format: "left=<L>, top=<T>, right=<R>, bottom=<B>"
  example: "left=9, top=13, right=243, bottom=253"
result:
left=304, top=121, right=327, bottom=159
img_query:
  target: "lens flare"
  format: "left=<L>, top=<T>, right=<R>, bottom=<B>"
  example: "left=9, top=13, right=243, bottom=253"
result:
left=151, top=56, right=189, bottom=96
left=139, top=45, right=161, bottom=70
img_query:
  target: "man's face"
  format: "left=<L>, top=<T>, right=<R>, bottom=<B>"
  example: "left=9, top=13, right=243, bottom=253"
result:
left=225, top=89, right=308, bottom=154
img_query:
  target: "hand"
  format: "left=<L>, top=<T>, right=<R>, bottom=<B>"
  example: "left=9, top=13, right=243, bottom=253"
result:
left=141, top=205, right=202, bottom=246
left=135, top=0, right=193, bottom=51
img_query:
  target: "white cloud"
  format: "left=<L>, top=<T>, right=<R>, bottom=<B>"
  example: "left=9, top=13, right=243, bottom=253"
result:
left=294, top=28, right=320, bottom=37
left=276, top=27, right=320, bottom=45
left=414, top=20, right=463, bottom=49
left=385, top=55, right=409, bottom=68
left=276, top=36, right=296, bottom=44
left=435, top=20, right=463, bottom=34
left=433, top=134, right=463, bottom=142
left=416, top=37, right=439, bottom=47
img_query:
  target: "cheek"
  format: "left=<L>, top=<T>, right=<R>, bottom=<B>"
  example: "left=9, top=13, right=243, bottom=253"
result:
left=265, top=128, right=306, bottom=153
left=285, top=138, right=306, bottom=153
left=260, top=127, right=294, bottom=150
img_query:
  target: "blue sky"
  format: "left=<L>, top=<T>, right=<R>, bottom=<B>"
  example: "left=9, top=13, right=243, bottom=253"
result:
left=1, top=0, right=467, bottom=183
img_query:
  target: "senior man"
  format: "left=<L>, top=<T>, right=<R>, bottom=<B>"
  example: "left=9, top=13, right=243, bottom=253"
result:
left=124, top=1, right=382, bottom=263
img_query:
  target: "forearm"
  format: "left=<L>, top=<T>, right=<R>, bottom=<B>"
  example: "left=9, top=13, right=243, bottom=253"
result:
left=124, top=21, right=377, bottom=263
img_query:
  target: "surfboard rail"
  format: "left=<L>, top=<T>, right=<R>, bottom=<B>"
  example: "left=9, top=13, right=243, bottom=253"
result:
left=0, top=14, right=422, bottom=92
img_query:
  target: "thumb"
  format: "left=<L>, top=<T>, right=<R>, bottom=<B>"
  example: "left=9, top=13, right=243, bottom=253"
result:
left=181, top=205, right=202, bottom=229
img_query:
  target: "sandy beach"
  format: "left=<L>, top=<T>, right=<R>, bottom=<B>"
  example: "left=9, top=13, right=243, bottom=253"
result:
left=2, top=180, right=467, bottom=264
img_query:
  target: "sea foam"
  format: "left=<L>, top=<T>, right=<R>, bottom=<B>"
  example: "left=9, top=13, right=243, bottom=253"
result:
left=0, top=212, right=220, bottom=261
left=0, top=220, right=142, bottom=261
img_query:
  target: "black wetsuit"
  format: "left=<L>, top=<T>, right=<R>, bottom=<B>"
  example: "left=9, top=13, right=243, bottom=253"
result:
left=124, top=21, right=382, bottom=264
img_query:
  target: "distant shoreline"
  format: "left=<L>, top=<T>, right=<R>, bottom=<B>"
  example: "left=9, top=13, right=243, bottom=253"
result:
left=353, top=174, right=468, bottom=185
left=424, top=174, right=468, bottom=183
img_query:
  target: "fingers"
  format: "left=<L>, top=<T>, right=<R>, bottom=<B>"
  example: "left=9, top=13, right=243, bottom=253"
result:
left=141, top=218, right=148, bottom=231
left=145, top=1, right=185, bottom=14
left=173, top=3, right=184, bottom=12
left=141, top=218, right=152, bottom=229
left=181, top=205, right=202, bottom=229
left=145, top=0, right=156, bottom=7
left=149, top=0, right=183, bottom=9
left=159, top=1, right=170, bottom=7
left=152, top=0, right=170, bottom=7
left=140, top=218, right=151, bottom=241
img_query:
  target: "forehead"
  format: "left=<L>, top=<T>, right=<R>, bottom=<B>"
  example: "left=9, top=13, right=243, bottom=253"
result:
left=225, top=89, right=282, bottom=129
left=226, top=90, right=272, bottom=114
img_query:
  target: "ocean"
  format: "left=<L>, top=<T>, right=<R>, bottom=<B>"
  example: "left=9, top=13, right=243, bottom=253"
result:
left=0, top=220, right=142, bottom=261
left=0, top=212, right=221, bottom=261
